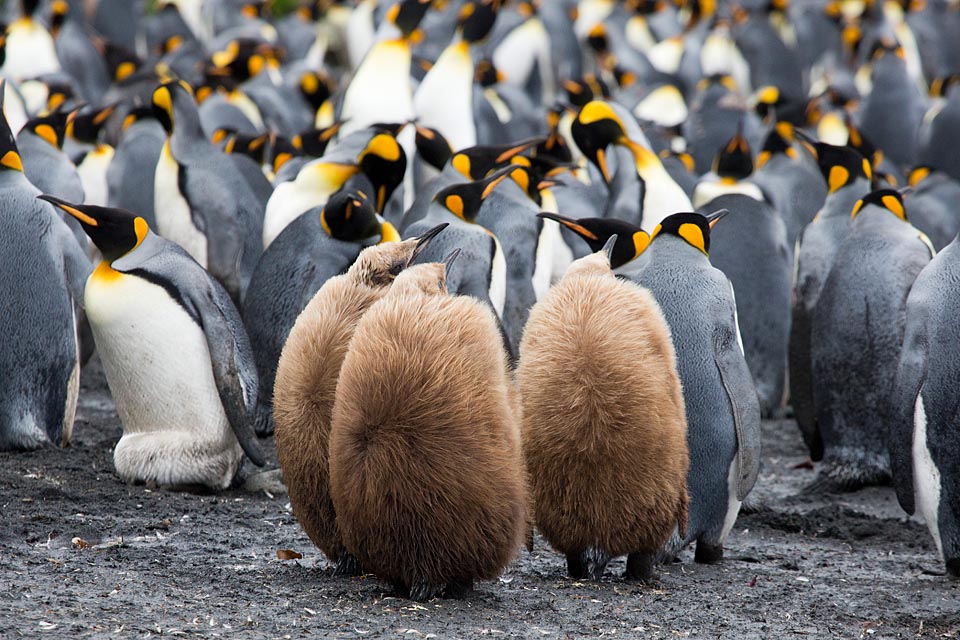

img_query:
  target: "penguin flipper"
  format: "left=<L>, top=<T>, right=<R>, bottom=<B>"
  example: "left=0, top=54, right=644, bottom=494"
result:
left=713, top=305, right=763, bottom=502
left=197, top=284, right=266, bottom=468
left=890, top=310, right=928, bottom=516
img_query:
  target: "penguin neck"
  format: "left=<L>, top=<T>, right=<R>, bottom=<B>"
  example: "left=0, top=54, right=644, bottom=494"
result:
left=822, top=178, right=871, bottom=219
left=91, top=259, right=124, bottom=284
left=647, top=235, right=712, bottom=266
left=168, top=107, right=208, bottom=155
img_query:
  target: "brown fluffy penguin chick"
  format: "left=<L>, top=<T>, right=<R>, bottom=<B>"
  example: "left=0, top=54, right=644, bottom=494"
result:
left=328, top=260, right=529, bottom=602
left=273, top=227, right=446, bottom=577
left=517, top=241, right=690, bottom=582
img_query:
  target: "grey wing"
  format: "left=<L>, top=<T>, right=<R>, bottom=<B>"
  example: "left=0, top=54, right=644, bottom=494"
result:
left=114, top=236, right=265, bottom=467
left=714, top=282, right=763, bottom=501
left=890, top=300, right=928, bottom=516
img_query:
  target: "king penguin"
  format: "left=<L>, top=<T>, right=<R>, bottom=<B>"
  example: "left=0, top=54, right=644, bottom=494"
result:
left=152, top=80, right=264, bottom=303
left=107, top=107, right=166, bottom=231
left=627, top=211, right=762, bottom=563
left=0, top=0, right=62, bottom=82
left=242, top=190, right=401, bottom=436
left=40, top=195, right=266, bottom=489
left=789, top=143, right=873, bottom=461
left=66, top=104, right=116, bottom=206
left=0, top=90, right=89, bottom=451
left=891, top=233, right=960, bottom=578
left=809, top=189, right=933, bottom=490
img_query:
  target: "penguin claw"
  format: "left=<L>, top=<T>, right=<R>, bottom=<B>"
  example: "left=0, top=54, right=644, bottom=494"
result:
left=408, top=581, right=444, bottom=602
left=333, top=553, right=362, bottom=577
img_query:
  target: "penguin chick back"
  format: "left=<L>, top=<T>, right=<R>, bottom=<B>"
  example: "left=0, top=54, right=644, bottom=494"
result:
left=329, top=265, right=528, bottom=589
left=518, top=252, right=690, bottom=558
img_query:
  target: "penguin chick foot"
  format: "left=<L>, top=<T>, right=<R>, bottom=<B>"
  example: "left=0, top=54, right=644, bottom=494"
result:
left=567, top=547, right=610, bottom=580
left=408, top=581, right=445, bottom=602
left=694, top=541, right=724, bottom=564
left=625, top=552, right=658, bottom=583
left=334, top=553, right=362, bottom=577
left=443, top=578, right=474, bottom=599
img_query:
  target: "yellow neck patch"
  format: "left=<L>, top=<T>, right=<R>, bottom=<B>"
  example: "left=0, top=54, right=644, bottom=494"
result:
left=579, top=101, right=622, bottom=127
left=445, top=194, right=466, bottom=219
left=116, top=61, right=136, bottom=82
left=909, top=166, right=930, bottom=187
left=92, top=260, right=123, bottom=284
left=1, top=150, right=23, bottom=172
left=360, top=134, right=401, bottom=163
left=632, top=230, right=651, bottom=258
left=379, top=221, right=401, bottom=244
left=757, top=150, right=771, bottom=168
left=34, top=123, right=59, bottom=148
left=678, top=222, right=708, bottom=255
left=828, top=165, right=850, bottom=193
left=881, top=194, right=906, bottom=220
left=452, top=153, right=471, bottom=178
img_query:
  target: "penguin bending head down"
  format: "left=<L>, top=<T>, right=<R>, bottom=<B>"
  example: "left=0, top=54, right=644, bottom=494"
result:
left=274, top=223, right=449, bottom=576
left=518, top=236, right=689, bottom=581
left=40, top=196, right=265, bottom=490
left=328, top=251, right=529, bottom=601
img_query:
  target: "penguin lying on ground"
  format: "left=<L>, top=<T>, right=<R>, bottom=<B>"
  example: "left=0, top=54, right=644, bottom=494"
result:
left=40, top=196, right=265, bottom=490
left=274, top=223, right=448, bottom=576
left=519, top=235, right=689, bottom=582
left=329, top=252, right=528, bottom=601
left=891, top=233, right=960, bottom=578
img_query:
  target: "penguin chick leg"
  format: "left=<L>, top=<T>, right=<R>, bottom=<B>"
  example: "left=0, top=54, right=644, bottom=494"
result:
left=408, top=581, right=445, bottom=602
left=334, top=552, right=362, bottom=577
left=443, top=578, right=474, bottom=599
left=567, top=547, right=610, bottom=579
left=625, top=552, right=657, bottom=583
left=693, top=540, right=724, bottom=564
left=566, top=552, right=588, bottom=579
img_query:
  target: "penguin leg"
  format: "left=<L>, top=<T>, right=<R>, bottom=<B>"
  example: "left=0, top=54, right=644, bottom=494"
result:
left=566, top=552, right=588, bottom=579
left=408, top=581, right=445, bottom=602
left=624, top=553, right=657, bottom=583
left=567, top=548, right=610, bottom=580
left=333, top=552, right=362, bottom=577
left=946, top=559, right=960, bottom=579
left=443, top=578, right=474, bottom=599
left=694, top=540, right=724, bottom=564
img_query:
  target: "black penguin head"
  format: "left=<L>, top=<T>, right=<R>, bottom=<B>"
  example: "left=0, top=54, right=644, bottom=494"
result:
left=536, top=106, right=573, bottom=163
left=756, top=123, right=798, bottom=168
left=435, top=166, right=514, bottom=222
left=844, top=118, right=882, bottom=169
left=713, top=126, right=753, bottom=181
left=319, top=190, right=382, bottom=242
left=386, top=0, right=432, bottom=40
left=151, top=80, right=196, bottom=135
left=449, top=138, right=541, bottom=180
left=650, top=210, right=728, bottom=256
left=39, top=195, right=150, bottom=263
left=850, top=188, right=907, bottom=221
left=475, top=58, right=503, bottom=87
left=807, top=142, right=872, bottom=193
left=298, top=70, right=335, bottom=112
left=121, top=105, right=157, bottom=133
left=41, top=80, right=74, bottom=113
left=66, top=104, right=116, bottom=144
left=357, top=132, right=407, bottom=214
left=538, top=213, right=650, bottom=268
left=24, top=111, right=68, bottom=150
left=104, top=43, right=141, bottom=84
left=269, top=134, right=302, bottom=173
left=50, top=0, right=68, bottom=36
left=563, top=75, right=610, bottom=108
left=459, top=0, right=501, bottom=44
left=210, top=38, right=281, bottom=84
left=571, top=100, right=629, bottom=184
left=0, top=82, right=23, bottom=173
left=291, top=122, right=343, bottom=157
left=222, top=131, right=268, bottom=163
left=21, top=0, right=41, bottom=17
left=415, top=125, right=453, bottom=171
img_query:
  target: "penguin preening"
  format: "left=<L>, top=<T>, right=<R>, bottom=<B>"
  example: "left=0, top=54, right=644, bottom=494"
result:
left=891, top=235, right=960, bottom=578
left=41, top=196, right=265, bottom=490
left=328, top=253, right=528, bottom=601
left=274, top=223, right=448, bottom=576
left=152, top=80, right=264, bottom=303
left=627, top=211, right=762, bottom=563
left=518, top=236, right=689, bottom=581
left=0, top=91, right=89, bottom=451
left=809, top=189, right=933, bottom=490
left=243, top=190, right=401, bottom=436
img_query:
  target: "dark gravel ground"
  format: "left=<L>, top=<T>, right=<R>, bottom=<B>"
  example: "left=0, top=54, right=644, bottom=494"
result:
left=1, top=358, right=957, bottom=639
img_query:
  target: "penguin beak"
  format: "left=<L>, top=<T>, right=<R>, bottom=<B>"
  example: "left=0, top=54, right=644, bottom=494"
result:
left=601, top=234, right=618, bottom=261
left=38, top=194, right=99, bottom=227
left=405, top=222, right=449, bottom=267
left=897, top=185, right=914, bottom=197
left=595, top=147, right=612, bottom=184
left=443, top=248, right=462, bottom=272
left=705, top=208, right=730, bottom=228
left=537, top=212, right=599, bottom=240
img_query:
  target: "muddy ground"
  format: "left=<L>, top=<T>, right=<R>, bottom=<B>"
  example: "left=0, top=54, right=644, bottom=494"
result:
left=0, top=358, right=957, bottom=639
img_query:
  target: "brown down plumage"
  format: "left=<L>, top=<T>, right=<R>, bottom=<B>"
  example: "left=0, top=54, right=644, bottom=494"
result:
left=273, top=239, right=431, bottom=570
left=517, top=248, right=689, bottom=576
left=328, top=261, right=529, bottom=600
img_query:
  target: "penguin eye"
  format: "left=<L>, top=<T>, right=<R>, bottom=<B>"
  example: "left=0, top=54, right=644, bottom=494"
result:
left=388, top=262, right=404, bottom=276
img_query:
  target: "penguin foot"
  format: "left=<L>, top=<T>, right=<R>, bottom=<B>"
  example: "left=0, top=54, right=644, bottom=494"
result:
left=946, top=559, right=960, bottom=579
left=443, top=578, right=474, bottom=599
left=803, top=461, right=891, bottom=494
left=253, top=402, right=274, bottom=437
left=625, top=553, right=657, bottom=583
left=408, top=581, right=445, bottom=602
left=566, top=548, right=610, bottom=580
left=694, top=541, right=724, bottom=564
left=334, top=553, right=362, bottom=577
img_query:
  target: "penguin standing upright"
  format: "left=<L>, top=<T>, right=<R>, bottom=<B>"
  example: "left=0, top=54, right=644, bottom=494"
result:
left=274, top=225, right=448, bottom=576
left=243, top=191, right=400, bottom=435
left=107, top=107, right=166, bottom=230
left=0, top=0, right=62, bottom=81
left=152, top=80, right=264, bottom=302
left=518, top=237, right=689, bottom=582
left=916, top=74, right=960, bottom=183
left=329, top=256, right=528, bottom=601
left=66, top=104, right=116, bottom=206
left=626, top=211, right=762, bottom=563
left=789, top=144, right=873, bottom=461
left=810, top=189, right=933, bottom=490
left=0, top=94, right=89, bottom=451
left=41, top=196, right=265, bottom=489
left=891, top=235, right=960, bottom=577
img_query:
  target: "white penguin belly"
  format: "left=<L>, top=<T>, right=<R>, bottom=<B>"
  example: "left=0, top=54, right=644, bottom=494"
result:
left=78, top=146, right=114, bottom=207
left=913, top=393, right=944, bottom=560
left=493, top=19, right=554, bottom=102
left=414, top=41, right=476, bottom=151
left=3, top=21, right=61, bottom=81
left=85, top=269, right=240, bottom=487
left=539, top=191, right=574, bottom=286
left=341, top=39, right=414, bottom=137
left=155, top=142, right=207, bottom=266
left=490, top=236, right=507, bottom=319
left=640, top=171, right=693, bottom=233
left=62, top=307, right=80, bottom=446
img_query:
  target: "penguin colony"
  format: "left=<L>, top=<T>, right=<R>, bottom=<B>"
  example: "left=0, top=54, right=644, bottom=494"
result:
left=1, top=0, right=959, bottom=601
